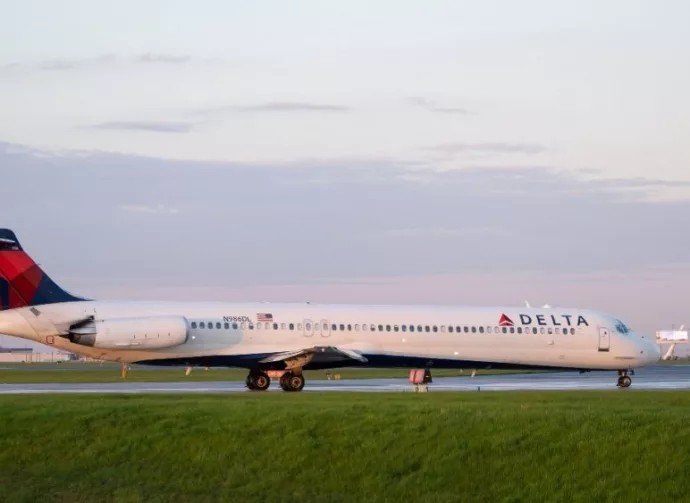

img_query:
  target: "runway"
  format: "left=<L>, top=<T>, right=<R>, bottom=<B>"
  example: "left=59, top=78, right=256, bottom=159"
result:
left=1, top=365, right=690, bottom=394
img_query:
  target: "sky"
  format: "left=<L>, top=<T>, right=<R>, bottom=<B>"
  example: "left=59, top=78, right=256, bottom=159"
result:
left=1, top=1, right=690, bottom=350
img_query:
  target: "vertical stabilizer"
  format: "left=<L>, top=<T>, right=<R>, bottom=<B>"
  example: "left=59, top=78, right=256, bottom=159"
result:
left=0, top=229, right=85, bottom=310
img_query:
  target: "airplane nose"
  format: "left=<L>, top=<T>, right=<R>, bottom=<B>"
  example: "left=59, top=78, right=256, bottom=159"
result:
left=642, top=337, right=661, bottom=364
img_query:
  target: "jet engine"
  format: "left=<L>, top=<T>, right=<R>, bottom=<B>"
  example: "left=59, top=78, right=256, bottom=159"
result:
left=68, top=316, right=189, bottom=350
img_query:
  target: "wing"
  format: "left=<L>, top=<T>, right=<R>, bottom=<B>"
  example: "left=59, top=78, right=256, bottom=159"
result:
left=259, top=345, right=368, bottom=370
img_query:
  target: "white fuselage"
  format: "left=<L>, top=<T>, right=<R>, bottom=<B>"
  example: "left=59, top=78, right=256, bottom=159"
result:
left=0, top=300, right=661, bottom=371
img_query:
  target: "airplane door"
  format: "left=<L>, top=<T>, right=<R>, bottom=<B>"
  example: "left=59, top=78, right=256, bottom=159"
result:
left=303, top=319, right=314, bottom=337
left=320, top=319, right=331, bottom=337
left=598, top=327, right=610, bottom=352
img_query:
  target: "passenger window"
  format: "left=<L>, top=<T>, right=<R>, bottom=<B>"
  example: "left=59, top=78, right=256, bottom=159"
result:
left=363, top=324, right=368, bottom=331
left=402, top=325, right=407, bottom=332
left=469, top=326, right=475, bottom=333
left=464, top=327, right=469, bottom=333
left=410, top=325, right=415, bottom=332
left=355, top=324, right=360, bottom=331
left=339, top=324, right=345, bottom=330
left=191, top=322, right=197, bottom=329
left=378, top=325, right=383, bottom=331
left=371, top=324, right=377, bottom=331
left=273, top=323, right=278, bottom=330
left=297, top=323, right=303, bottom=330
left=517, top=327, right=522, bottom=334
left=348, top=324, right=352, bottom=331
left=487, top=327, right=492, bottom=334
left=417, top=325, right=423, bottom=332
left=249, top=324, right=254, bottom=330
left=386, top=325, right=391, bottom=331
left=532, top=327, right=537, bottom=334
left=425, top=326, right=430, bottom=332
left=207, top=323, right=213, bottom=330
left=510, top=327, right=515, bottom=334
left=432, top=326, right=438, bottom=333
left=241, top=322, right=247, bottom=329
left=305, top=323, right=311, bottom=330
left=479, top=327, right=484, bottom=333
left=540, top=327, right=545, bottom=334
left=214, top=322, right=219, bottom=329
left=230, top=323, right=236, bottom=329
left=223, top=322, right=229, bottom=329
left=441, top=326, right=446, bottom=333
left=448, top=326, right=453, bottom=333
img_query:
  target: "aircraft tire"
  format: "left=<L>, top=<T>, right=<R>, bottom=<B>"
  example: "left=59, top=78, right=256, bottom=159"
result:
left=286, top=373, right=305, bottom=392
left=619, top=376, right=632, bottom=388
left=246, top=375, right=256, bottom=390
left=279, top=373, right=290, bottom=391
left=253, top=372, right=271, bottom=391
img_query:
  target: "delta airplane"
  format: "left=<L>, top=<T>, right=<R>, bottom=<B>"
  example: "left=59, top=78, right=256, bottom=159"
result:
left=0, top=229, right=660, bottom=391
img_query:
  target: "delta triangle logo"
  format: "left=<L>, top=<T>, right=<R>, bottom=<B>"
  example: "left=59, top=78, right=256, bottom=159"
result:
left=498, top=313, right=514, bottom=326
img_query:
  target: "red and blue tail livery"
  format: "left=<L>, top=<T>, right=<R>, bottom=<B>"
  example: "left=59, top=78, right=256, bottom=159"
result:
left=0, top=229, right=84, bottom=311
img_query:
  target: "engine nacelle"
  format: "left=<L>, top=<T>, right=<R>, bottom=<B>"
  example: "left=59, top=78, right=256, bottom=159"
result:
left=68, top=316, right=189, bottom=350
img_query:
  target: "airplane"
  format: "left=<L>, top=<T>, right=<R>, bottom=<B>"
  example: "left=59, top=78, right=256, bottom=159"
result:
left=0, top=228, right=660, bottom=391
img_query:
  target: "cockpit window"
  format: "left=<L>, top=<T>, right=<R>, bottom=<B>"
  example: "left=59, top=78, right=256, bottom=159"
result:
left=615, top=320, right=631, bottom=335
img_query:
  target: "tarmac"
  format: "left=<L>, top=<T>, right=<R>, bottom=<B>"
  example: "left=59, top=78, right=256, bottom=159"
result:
left=1, top=364, right=689, bottom=394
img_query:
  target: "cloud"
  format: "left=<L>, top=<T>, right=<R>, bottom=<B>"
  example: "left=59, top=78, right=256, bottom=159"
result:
left=427, top=142, right=548, bottom=156
left=120, top=204, right=179, bottom=215
left=1, top=54, right=217, bottom=73
left=2, top=138, right=690, bottom=305
left=136, top=53, right=193, bottom=64
left=191, top=101, right=351, bottom=118
left=408, top=97, right=470, bottom=115
left=385, top=227, right=514, bottom=238
left=86, top=121, right=195, bottom=133
left=37, top=55, right=118, bottom=72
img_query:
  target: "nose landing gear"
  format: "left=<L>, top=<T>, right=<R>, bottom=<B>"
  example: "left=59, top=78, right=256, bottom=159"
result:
left=616, top=370, right=632, bottom=388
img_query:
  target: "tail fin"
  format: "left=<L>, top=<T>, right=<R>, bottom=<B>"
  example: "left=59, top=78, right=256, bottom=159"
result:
left=0, top=229, right=85, bottom=311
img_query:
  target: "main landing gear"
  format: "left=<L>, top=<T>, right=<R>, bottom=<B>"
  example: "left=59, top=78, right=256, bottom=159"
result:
left=279, top=371, right=305, bottom=392
left=245, top=369, right=306, bottom=392
left=245, top=370, right=271, bottom=391
left=616, top=369, right=632, bottom=388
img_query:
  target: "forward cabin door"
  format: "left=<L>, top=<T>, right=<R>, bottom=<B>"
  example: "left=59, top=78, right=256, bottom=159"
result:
left=598, top=327, right=610, bottom=352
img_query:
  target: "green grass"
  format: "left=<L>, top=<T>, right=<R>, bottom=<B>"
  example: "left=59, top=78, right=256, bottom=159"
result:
left=0, top=364, right=544, bottom=383
left=0, top=392, right=687, bottom=503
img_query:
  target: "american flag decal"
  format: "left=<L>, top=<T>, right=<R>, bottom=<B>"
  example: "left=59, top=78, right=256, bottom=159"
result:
left=257, top=313, right=273, bottom=321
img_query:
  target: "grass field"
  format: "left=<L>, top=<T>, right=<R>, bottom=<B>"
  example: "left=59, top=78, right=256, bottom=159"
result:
left=0, top=391, right=687, bottom=503
left=0, top=364, right=545, bottom=383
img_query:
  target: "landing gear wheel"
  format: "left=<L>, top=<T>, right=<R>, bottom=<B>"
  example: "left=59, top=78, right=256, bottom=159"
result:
left=279, top=372, right=305, bottom=392
left=246, top=371, right=270, bottom=391
left=246, top=375, right=256, bottom=390
left=619, top=375, right=632, bottom=388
